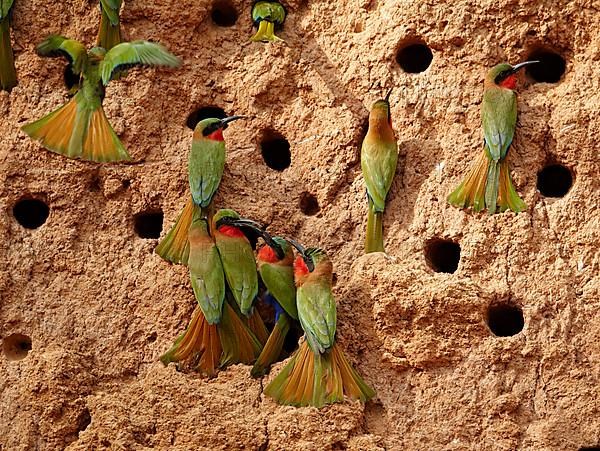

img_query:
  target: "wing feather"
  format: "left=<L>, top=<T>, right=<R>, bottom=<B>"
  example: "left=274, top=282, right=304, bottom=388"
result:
left=36, top=35, right=87, bottom=74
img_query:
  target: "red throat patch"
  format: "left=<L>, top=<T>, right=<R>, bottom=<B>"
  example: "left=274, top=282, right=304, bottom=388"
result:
left=218, top=225, right=245, bottom=238
left=294, top=256, right=309, bottom=277
left=258, top=245, right=278, bottom=263
left=500, top=74, right=517, bottom=90
left=206, top=129, right=224, bottom=141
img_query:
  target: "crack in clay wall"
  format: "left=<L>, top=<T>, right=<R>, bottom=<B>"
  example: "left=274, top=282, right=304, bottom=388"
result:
left=1, top=0, right=599, bottom=449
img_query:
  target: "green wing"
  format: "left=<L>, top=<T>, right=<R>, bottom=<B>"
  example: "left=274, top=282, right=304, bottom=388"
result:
left=99, top=0, right=122, bottom=25
left=481, top=88, right=517, bottom=161
left=100, top=40, right=180, bottom=85
left=0, top=0, right=14, bottom=18
left=296, top=281, right=336, bottom=354
left=361, top=139, right=398, bottom=212
left=188, top=138, right=225, bottom=208
left=36, top=35, right=87, bottom=75
left=259, top=263, right=297, bottom=319
left=252, top=1, right=286, bottom=24
left=189, top=244, right=226, bottom=325
left=216, top=236, right=258, bottom=316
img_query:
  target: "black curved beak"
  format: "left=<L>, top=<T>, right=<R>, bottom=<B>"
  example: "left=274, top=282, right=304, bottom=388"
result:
left=260, top=230, right=285, bottom=260
left=511, top=60, right=539, bottom=73
left=227, top=218, right=265, bottom=232
left=219, top=115, right=245, bottom=130
left=384, top=88, right=393, bottom=103
left=287, top=239, right=314, bottom=272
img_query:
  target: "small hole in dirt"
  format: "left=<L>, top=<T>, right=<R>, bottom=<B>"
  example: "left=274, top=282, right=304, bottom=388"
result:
left=282, top=325, right=302, bottom=354
left=396, top=41, right=433, bottom=73
left=525, top=49, right=566, bottom=83
left=13, top=198, right=50, bottom=229
left=77, top=408, right=92, bottom=434
left=487, top=302, right=524, bottom=337
left=211, top=0, right=238, bottom=27
left=579, top=447, right=600, bottom=451
left=2, top=333, right=32, bottom=361
left=64, top=64, right=80, bottom=91
left=299, top=192, right=320, bottom=216
left=122, top=179, right=131, bottom=189
left=537, top=164, right=573, bottom=198
left=147, top=332, right=157, bottom=343
left=186, top=106, right=227, bottom=130
left=134, top=210, right=163, bottom=239
left=88, top=173, right=101, bottom=192
left=261, top=132, right=291, bottom=171
left=424, top=239, right=460, bottom=274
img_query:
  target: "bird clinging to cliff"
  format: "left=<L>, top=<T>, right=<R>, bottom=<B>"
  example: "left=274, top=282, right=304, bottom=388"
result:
left=250, top=0, right=286, bottom=43
left=264, top=242, right=375, bottom=407
left=448, top=61, right=538, bottom=214
left=97, top=0, right=123, bottom=50
left=0, top=0, right=17, bottom=91
left=22, top=36, right=180, bottom=162
left=155, top=116, right=244, bottom=265
left=361, top=89, right=398, bottom=253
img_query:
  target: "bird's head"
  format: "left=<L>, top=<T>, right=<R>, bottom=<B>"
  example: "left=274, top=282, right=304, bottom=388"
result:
left=368, top=88, right=393, bottom=130
left=194, top=116, right=244, bottom=142
left=257, top=235, right=293, bottom=264
left=288, top=240, right=331, bottom=282
left=213, top=209, right=265, bottom=240
left=488, top=61, right=539, bottom=90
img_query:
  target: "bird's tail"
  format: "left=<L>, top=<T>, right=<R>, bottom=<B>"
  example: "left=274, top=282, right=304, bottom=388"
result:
left=97, top=6, right=122, bottom=50
left=160, top=306, right=222, bottom=377
left=497, top=159, right=527, bottom=213
left=218, top=301, right=263, bottom=367
left=447, top=149, right=489, bottom=213
left=365, top=197, right=384, bottom=253
left=484, top=158, right=501, bottom=214
left=155, top=197, right=200, bottom=265
left=246, top=309, right=270, bottom=346
left=264, top=341, right=375, bottom=407
left=21, top=92, right=130, bottom=162
left=251, top=313, right=290, bottom=377
left=0, top=15, right=17, bottom=92
left=250, top=20, right=283, bottom=43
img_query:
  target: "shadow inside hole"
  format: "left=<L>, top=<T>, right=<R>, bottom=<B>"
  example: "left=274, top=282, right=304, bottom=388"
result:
left=2, top=333, right=32, bottom=361
left=261, top=132, right=291, bottom=171
left=579, top=447, right=600, bottom=451
left=64, top=64, right=80, bottom=91
left=13, top=198, right=49, bottom=229
left=526, top=49, right=566, bottom=83
left=424, top=239, right=460, bottom=274
left=134, top=210, right=163, bottom=239
left=396, top=42, right=433, bottom=73
left=211, top=0, right=238, bottom=27
left=77, top=408, right=92, bottom=434
left=487, top=303, right=524, bottom=337
left=299, top=192, right=320, bottom=216
left=186, top=106, right=227, bottom=130
left=282, top=324, right=303, bottom=354
left=537, top=164, right=573, bottom=198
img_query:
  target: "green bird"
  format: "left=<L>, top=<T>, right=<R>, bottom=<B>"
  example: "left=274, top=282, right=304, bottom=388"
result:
left=155, top=116, right=244, bottom=265
left=98, top=0, right=123, bottom=50
left=448, top=61, right=538, bottom=214
left=0, top=0, right=17, bottom=91
left=264, top=243, right=375, bottom=407
left=361, top=89, right=398, bottom=253
left=250, top=0, right=286, bottom=43
left=22, top=36, right=180, bottom=162
left=160, top=207, right=262, bottom=376
left=251, top=234, right=299, bottom=377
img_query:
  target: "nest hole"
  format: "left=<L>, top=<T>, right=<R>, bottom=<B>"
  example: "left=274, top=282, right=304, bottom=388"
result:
left=13, top=198, right=49, bottom=229
left=424, top=239, right=460, bottom=274
left=579, top=448, right=600, bottom=451
left=64, top=64, right=80, bottom=91
left=261, top=132, right=291, bottom=171
left=134, top=210, right=163, bottom=239
left=537, top=164, right=573, bottom=198
left=77, top=408, right=92, bottom=434
left=299, top=192, right=320, bottom=216
left=396, top=41, right=433, bottom=73
left=211, top=0, right=238, bottom=27
left=526, top=49, right=566, bottom=83
left=486, top=302, right=524, bottom=337
left=186, top=106, right=227, bottom=130
left=2, top=333, right=32, bottom=361
left=282, top=324, right=303, bottom=353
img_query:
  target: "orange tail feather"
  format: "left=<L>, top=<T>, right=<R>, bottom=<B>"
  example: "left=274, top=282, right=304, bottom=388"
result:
left=448, top=149, right=489, bottom=212
left=155, top=197, right=197, bottom=265
left=219, top=302, right=262, bottom=367
left=246, top=309, right=270, bottom=346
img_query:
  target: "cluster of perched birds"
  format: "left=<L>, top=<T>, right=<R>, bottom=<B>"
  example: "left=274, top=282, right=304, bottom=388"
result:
left=2, top=0, right=539, bottom=408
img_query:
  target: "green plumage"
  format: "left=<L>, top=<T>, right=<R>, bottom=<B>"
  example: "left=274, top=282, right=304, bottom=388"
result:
left=258, top=238, right=297, bottom=319
left=250, top=1, right=286, bottom=42
left=98, top=0, right=122, bottom=50
left=0, top=0, right=17, bottom=91
left=188, top=215, right=225, bottom=325
left=189, top=119, right=226, bottom=208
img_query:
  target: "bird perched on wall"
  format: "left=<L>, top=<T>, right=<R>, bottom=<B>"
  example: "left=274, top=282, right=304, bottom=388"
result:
left=264, top=242, right=375, bottom=407
left=97, top=0, right=123, bottom=50
left=250, top=0, right=286, bottom=42
left=21, top=36, right=180, bottom=162
left=0, top=0, right=17, bottom=91
left=160, top=207, right=263, bottom=376
left=361, top=89, right=398, bottom=253
left=251, top=234, right=299, bottom=377
left=448, top=61, right=538, bottom=214
left=155, top=116, right=244, bottom=265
